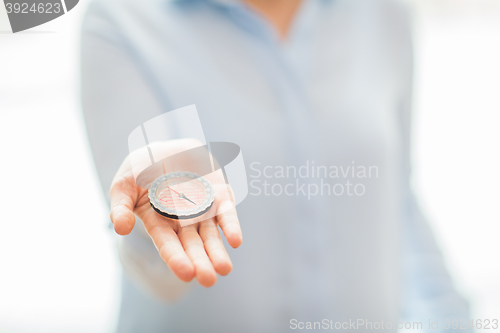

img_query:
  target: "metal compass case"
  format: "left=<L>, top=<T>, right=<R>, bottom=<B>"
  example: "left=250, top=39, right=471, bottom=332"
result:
left=148, top=172, right=215, bottom=220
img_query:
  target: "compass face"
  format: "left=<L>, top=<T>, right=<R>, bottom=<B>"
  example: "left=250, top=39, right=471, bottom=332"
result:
left=149, top=172, right=215, bottom=220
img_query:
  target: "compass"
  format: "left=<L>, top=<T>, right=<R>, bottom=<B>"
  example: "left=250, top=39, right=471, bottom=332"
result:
left=148, top=171, right=215, bottom=220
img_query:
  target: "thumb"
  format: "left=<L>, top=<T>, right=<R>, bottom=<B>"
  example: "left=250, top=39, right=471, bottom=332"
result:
left=110, top=177, right=137, bottom=235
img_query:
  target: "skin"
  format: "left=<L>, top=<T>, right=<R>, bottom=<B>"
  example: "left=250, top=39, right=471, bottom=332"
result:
left=243, top=0, right=304, bottom=38
left=110, top=139, right=242, bottom=287
left=110, top=1, right=305, bottom=287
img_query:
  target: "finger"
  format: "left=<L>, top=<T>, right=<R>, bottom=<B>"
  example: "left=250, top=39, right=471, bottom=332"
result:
left=199, top=219, right=232, bottom=276
left=110, top=178, right=137, bottom=235
left=178, top=224, right=217, bottom=287
left=144, top=217, right=195, bottom=282
left=216, top=200, right=242, bottom=248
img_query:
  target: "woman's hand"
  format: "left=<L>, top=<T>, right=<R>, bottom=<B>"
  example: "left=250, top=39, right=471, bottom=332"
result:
left=109, top=139, right=242, bottom=287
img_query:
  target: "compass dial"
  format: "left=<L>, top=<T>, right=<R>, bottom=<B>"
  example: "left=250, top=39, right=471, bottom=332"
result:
left=149, top=172, right=215, bottom=220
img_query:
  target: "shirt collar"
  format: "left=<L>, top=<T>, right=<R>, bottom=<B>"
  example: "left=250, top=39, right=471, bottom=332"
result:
left=169, top=0, right=239, bottom=8
left=169, top=0, right=333, bottom=7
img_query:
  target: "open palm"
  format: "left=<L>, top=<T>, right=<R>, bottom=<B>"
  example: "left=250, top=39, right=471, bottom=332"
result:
left=109, top=140, right=242, bottom=287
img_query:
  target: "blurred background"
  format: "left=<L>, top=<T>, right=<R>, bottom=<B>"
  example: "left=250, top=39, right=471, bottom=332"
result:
left=0, top=0, right=499, bottom=332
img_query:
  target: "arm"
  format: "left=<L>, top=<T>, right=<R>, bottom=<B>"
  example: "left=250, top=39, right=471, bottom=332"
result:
left=81, top=2, right=234, bottom=300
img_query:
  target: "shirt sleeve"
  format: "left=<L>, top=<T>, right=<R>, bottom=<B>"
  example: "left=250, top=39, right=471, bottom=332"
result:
left=393, top=2, right=471, bottom=329
left=80, top=0, right=192, bottom=301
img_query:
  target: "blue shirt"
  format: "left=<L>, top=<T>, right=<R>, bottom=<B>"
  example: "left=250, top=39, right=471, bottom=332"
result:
left=81, top=0, right=470, bottom=332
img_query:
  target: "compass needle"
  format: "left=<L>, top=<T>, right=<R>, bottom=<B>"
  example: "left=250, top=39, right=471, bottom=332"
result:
left=148, top=172, right=215, bottom=220
left=179, top=193, right=197, bottom=205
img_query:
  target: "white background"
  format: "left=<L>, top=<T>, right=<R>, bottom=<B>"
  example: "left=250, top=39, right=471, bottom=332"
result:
left=0, top=1, right=120, bottom=332
left=0, top=0, right=499, bottom=332
left=413, top=0, right=500, bottom=322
